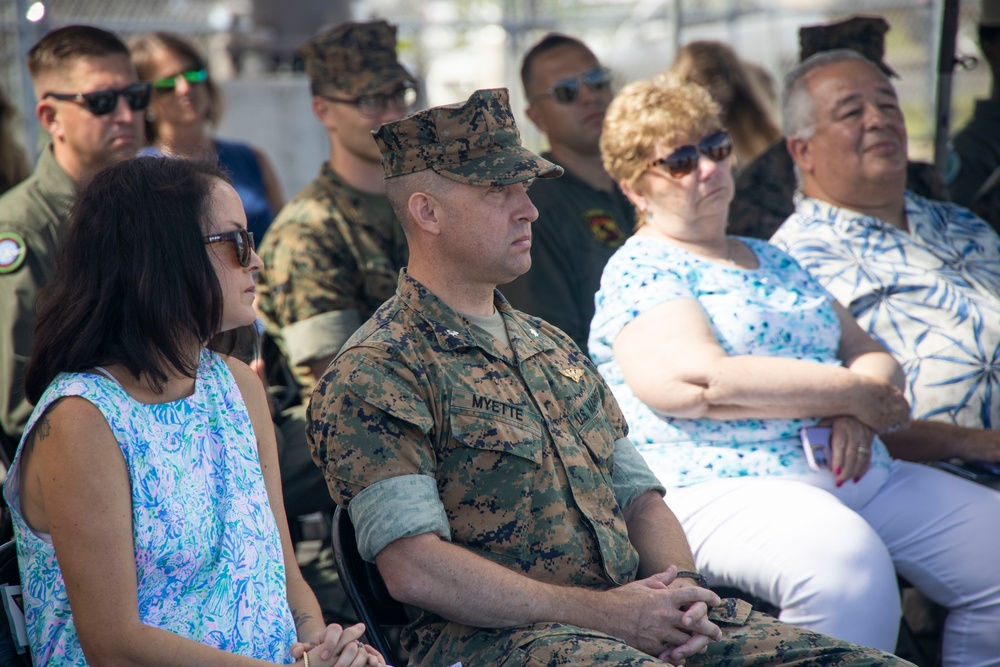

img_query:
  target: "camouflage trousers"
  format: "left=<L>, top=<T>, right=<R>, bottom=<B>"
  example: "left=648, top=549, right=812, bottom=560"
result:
left=407, top=607, right=914, bottom=667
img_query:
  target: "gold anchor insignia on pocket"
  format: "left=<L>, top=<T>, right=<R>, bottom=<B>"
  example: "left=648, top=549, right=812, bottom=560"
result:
left=560, top=367, right=584, bottom=382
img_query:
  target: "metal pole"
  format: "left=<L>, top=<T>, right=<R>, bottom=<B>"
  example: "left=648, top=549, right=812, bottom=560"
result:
left=934, top=0, right=961, bottom=179
left=15, top=0, right=41, bottom=163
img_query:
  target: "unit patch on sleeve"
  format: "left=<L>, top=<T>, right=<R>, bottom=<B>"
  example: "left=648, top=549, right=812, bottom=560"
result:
left=584, top=209, right=626, bottom=248
left=0, top=232, right=26, bottom=274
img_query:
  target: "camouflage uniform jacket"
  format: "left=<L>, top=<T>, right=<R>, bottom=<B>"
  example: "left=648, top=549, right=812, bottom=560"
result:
left=309, top=269, right=667, bottom=666
left=256, top=162, right=408, bottom=393
left=0, top=145, right=75, bottom=457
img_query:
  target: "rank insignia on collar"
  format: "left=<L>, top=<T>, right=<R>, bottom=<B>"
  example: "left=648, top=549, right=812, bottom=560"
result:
left=560, top=367, right=584, bottom=382
left=0, top=232, right=26, bottom=274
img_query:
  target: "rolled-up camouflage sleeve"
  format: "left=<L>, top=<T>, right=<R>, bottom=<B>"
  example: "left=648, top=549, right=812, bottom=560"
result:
left=256, top=212, right=364, bottom=363
left=611, top=436, right=665, bottom=510
left=308, top=345, right=441, bottom=527
left=348, top=475, right=451, bottom=561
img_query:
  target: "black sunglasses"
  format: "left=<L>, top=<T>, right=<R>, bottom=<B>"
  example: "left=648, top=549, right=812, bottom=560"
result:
left=530, top=66, right=611, bottom=104
left=43, top=82, right=152, bottom=117
left=151, top=68, right=209, bottom=94
left=321, top=84, right=418, bottom=118
left=648, top=130, right=733, bottom=178
left=204, top=229, right=255, bottom=267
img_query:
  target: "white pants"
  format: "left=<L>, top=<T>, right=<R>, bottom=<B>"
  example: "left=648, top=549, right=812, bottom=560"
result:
left=666, top=460, right=1000, bottom=666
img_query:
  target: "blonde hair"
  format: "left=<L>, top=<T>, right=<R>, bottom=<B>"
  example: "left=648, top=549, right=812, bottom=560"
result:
left=669, top=41, right=781, bottom=167
left=129, top=32, right=223, bottom=142
left=601, top=74, right=721, bottom=193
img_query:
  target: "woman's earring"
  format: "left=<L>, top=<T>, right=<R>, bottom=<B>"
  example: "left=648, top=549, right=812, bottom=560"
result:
left=145, top=111, right=156, bottom=122
left=645, top=209, right=653, bottom=221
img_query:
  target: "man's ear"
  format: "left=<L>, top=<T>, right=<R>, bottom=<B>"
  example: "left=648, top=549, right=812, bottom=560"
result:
left=525, top=102, right=547, bottom=133
left=311, top=96, right=338, bottom=132
left=786, top=135, right=813, bottom=174
left=37, top=100, right=60, bottom=140
left=407, top=191, right=442, bottom=236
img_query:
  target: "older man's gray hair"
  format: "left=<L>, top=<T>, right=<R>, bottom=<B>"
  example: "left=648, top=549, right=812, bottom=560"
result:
left=781, top=49, right=888, bottom=140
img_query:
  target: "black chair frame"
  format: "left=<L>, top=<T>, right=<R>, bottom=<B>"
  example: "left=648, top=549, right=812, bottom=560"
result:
left=0, top=539, right=31, bottom=666
left=331, top=506, right=409, bottom=663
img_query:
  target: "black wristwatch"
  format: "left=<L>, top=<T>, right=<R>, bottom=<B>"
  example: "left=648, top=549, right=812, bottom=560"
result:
left=676, top=570, right=708, bottom=588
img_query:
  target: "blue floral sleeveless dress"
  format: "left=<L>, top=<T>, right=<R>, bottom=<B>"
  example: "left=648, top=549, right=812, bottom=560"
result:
left=3, top=350, right=296, bottom=665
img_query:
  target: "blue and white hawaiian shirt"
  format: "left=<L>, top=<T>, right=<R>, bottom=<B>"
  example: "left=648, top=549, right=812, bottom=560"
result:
left=772, top=191, right=1000, bottom=429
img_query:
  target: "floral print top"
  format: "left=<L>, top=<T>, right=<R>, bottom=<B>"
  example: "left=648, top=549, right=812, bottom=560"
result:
left=772, top=191, right=1000, bottom=430
left=3, top=350, right=297, bottom=665
left=589, top=235, right=890, bottom=488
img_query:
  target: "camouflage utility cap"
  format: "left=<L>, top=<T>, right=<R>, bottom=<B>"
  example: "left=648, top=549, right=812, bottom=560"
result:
left=799, top=15, right=899, bottom=77
left=299, top=19, right=414, bottom=95
left=373, top=88, right=563, bottom=186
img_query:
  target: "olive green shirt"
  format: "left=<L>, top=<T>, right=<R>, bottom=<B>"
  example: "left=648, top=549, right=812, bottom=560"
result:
left=0, top=145, right=75, bottom=455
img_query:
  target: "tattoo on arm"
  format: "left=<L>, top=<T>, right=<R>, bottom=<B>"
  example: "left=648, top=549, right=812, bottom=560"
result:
left=291, top=607, right=315, bottom=631
left=35, top=414, right=52, bottom=441
left=24, top=402, right=61, bottom=455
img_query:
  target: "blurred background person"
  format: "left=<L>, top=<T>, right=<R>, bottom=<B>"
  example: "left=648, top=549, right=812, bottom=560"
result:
left=949, top=0, right=1000, bottom=231
left=131, top=31, right=283, bottom=241
left=503, top=33, right=633, bottom=355
left=3, top=156, right=382, bottom=667
left=0, top=86, right=30, bottom=196
left=728, top=15, right=948, bottom=240
left=256, top=19, right=415, bottom=400
left=669, top=40, right=781, bottom=172
left=1, top=25, right=147, bottom=468
left=592, top=74, right=1000, bottom=661
left=254, top=20, right=416, bottom=636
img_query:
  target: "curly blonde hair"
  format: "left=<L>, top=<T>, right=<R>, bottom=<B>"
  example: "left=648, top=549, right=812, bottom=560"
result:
left=600, top=74, right=721, bottom=192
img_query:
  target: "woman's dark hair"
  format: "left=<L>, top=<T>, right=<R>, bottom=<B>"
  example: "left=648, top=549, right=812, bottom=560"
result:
left=25, top=157, right=248, bottom=403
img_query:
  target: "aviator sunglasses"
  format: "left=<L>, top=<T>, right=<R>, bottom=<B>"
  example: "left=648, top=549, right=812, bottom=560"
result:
left=648, top=130, right=733, bottom=178
left=530, top=66, right=611, bottom=104
left=204, top=229, right=255, bottom=267
left=152, top=68, right=209, bottom=94
left=43, top=82, right=152, bottom=117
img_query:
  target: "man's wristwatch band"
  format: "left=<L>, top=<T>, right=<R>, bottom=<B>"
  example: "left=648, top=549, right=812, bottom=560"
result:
left=676, top=570, right=708, bottom=588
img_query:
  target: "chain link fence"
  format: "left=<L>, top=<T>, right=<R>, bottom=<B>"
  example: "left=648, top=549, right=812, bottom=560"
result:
left=1, top=0, right=992, bottom=192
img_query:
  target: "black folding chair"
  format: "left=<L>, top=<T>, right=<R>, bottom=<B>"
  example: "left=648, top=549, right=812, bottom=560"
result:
left=331, top=506, right=409, bottom=663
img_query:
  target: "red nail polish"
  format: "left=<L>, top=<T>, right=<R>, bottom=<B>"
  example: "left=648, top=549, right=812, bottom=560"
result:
left=834, top=466, right=842, bottom=475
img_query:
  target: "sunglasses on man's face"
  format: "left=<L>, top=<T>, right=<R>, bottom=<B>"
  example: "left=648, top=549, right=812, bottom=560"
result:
left=648, top=130, right=733, bottom=178
left=43, top=82, right=152, bottom=117
left=204, top=228, right=255, bottom=267
left=151, top=68, right=209, bottom=94
left=531, top=66, right=611, bottom=104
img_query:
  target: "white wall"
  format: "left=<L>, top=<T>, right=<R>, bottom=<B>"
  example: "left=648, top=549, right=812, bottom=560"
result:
left=216, top=75, right=329, bottom=202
